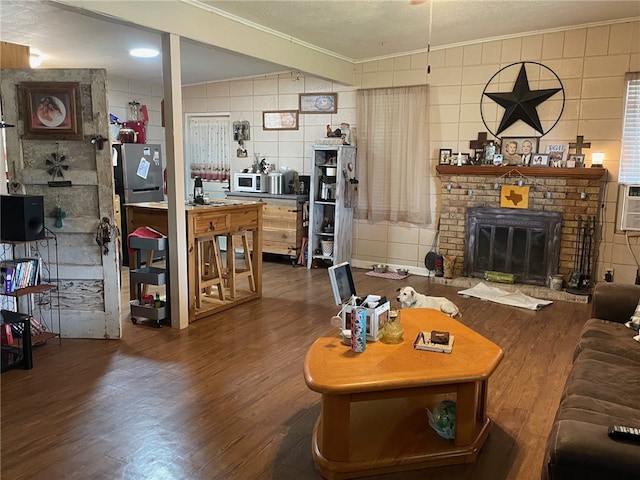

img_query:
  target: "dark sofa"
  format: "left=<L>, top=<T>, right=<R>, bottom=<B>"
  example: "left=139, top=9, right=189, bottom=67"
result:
left=543, top=282, right=640, bottom=480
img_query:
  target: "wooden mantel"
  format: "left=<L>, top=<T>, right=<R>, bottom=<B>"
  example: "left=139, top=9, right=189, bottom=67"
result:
left=436, top=165, right=607, bottom=180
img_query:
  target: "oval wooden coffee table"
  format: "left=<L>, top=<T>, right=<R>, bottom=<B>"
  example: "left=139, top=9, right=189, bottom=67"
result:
left=303, top=308, right=504, bottom=479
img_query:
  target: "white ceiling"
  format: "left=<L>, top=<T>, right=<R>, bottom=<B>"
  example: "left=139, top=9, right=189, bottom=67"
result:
left=1, top=0, right=639, bottom=86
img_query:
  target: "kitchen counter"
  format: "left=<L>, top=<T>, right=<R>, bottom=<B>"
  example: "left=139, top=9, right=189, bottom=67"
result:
left=226, top=192, right=308, bottom=201
left=226, top=193, right=309, bottom=258
left=125, top=200, right=264, bottom=322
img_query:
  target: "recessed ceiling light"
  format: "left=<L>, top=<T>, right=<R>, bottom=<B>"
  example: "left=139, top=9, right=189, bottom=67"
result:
left=29, top=48, right=45, bottom=68
left=130, top=48, right=159, bottom=58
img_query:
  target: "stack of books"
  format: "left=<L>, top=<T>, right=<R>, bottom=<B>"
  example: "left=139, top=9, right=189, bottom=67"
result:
left=0, top=258, right=42, bottom=294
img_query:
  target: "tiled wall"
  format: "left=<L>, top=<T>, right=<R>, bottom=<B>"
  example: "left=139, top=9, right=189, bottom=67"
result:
left=106, top=75, right=166, bottom=161
left=177, top=20, right=639, bottom=283
left=352, top=20, right=640, bottom=284
left=181, top=75, right=356, bottom=178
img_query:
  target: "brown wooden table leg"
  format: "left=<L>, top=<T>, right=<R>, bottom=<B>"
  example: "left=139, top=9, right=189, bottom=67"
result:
left=320, top=393, right=350, bottom=462
left=454, top=382, right=478, bottom=446
left=477, top=379, right=488, bottom=424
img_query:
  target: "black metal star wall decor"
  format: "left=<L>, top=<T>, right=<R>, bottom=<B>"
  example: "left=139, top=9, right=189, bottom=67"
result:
left=481, top=62, right=565, bottom=138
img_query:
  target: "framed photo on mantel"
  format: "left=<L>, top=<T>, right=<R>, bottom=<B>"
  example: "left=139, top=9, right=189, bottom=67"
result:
left=439, top=149, right=452, bottom=165
left=546, top=144, right=569, bottom=167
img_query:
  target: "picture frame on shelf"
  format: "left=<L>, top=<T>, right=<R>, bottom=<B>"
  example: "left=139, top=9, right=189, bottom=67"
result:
left=299, top=93, right=337, bottom=114
left=500, top=136, right=540, bottom=154
left=532, top=154, right=549, bottom=166
left=493, top=154, right=504, bottom=166
left=451, top=152, right=471, bottom=165
left=20, top=82, right=82, bottom=140
left=546, top=144, right=569, bottom=167
left=262, top=110, right=299, bottom=130
left=439, top=149, right=452, bottom=165
left=568, top=154, right=585, bottom=168
left=500, top=136, right=540, bottom=165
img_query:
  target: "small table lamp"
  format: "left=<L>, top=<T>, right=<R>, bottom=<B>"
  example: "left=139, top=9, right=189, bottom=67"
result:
left=591, top=152, right=604, bottom=167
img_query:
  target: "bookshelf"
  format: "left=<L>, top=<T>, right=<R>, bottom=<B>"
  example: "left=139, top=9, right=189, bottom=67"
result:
left=0, top=235, right=61, bottom=368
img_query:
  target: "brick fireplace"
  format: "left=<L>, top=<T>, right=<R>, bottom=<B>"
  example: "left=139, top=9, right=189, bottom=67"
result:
left=465, top=207, right=563, bottom=286
left=435, top=165, right=607, bottom=284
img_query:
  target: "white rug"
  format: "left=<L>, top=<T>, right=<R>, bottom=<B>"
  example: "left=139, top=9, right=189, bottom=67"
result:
left=457, top=282, right=553, bottom=310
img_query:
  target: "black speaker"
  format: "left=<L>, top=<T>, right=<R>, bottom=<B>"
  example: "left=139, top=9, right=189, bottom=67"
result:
left=0, top=194, right=45, bottom=242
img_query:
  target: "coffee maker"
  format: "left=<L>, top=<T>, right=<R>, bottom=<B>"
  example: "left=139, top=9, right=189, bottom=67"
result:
left=193, top=176, right=205, bottom=204
left=320, top=165, right=337, bottom=200
left=320, top=173, right=336, bottom=200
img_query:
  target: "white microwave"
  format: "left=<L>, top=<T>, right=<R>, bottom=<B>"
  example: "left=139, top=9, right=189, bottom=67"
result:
left=233, top=172, right=268, bottom=193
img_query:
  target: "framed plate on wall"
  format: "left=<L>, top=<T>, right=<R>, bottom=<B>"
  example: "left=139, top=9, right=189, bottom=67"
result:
left=20, top=82, right=83, bottom=140
left=262, top=110, right=299, bottom=130
left=299, top=93, right=337, bottom=114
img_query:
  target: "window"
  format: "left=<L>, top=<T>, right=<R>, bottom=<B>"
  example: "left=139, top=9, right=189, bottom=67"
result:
left=355, top=85, right=430, bottom=225
left=185, top=114, right=230, bottom=186
left=619, top=72, right=640, bottom=183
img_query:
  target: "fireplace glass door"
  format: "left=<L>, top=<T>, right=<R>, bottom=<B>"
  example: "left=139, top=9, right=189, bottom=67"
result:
left=465, top=208, right=562, bottom=286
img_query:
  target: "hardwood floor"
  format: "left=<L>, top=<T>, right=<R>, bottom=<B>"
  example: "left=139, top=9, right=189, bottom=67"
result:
left=1, top=259, right=591, bottom=480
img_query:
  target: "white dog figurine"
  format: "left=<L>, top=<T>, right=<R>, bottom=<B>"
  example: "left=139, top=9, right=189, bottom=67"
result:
left=396, top=286, right=461, bottom=318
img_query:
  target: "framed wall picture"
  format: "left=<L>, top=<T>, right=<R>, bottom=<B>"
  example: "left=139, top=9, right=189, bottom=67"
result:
left=439, top=149, right=452, bottom=165
left=20, top=82, right=82, bottom=140
left=299, top=93, right=337, bottom=114
left=262, top=110, right=299, bottom=130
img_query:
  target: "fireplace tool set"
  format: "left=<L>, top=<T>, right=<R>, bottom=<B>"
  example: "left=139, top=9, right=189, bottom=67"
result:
left=567, top=215, right=595, bottom=295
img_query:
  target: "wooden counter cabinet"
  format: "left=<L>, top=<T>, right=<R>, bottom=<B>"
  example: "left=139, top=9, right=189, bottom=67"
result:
left=226, top=193, right=307, bottom=258
left=125, top=201, right=263, bottom=323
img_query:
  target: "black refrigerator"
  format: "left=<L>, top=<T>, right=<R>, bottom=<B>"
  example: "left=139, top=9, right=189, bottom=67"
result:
left=113, top=143, right=164, bottom=265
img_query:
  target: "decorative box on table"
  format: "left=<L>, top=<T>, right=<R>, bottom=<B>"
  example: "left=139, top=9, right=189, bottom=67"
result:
left=342, top=301, right=390, bottom=341
left=329, top=262, right=390, bottom=342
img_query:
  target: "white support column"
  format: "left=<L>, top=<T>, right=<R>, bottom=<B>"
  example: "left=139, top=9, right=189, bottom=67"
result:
left=162, top=33, right=189, bottom=329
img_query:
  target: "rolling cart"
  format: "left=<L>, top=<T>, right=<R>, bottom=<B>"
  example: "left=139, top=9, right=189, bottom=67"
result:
left=129, top=235, right=168, bottom=328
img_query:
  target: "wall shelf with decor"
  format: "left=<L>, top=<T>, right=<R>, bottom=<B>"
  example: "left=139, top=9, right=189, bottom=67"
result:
left=307, top=145, right=357, bottom=268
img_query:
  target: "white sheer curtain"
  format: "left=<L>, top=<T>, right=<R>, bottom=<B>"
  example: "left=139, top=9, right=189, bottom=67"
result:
left=187, top=116, right=230, bottom=181
left=355, top=85, right=430, bottom=225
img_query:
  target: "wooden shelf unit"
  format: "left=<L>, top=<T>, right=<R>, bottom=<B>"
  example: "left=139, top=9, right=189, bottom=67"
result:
left=308, top=145, right=357, bottom=268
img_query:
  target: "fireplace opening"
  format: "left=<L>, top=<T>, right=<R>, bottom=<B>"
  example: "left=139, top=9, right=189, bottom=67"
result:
left=464, top=207, right=562, bottom=286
